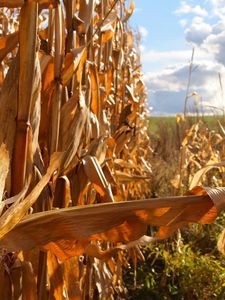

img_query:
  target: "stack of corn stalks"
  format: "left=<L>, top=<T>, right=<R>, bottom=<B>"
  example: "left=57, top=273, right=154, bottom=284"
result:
left=0, top=1, right=152, bottom=298
left=1, top=1, right=225, bottom=299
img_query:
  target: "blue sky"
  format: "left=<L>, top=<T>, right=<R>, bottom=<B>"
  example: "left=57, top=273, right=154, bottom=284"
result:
left=132, top=1, right=188, bottom=52
left=130, top=0, right=225, bottom=114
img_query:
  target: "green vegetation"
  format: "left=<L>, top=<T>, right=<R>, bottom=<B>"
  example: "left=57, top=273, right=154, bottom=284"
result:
left=125, top=115, right=225, bottom=299
left=126, top=237, right=225, bottom=300
left=149, top=115, right=225, bottom=134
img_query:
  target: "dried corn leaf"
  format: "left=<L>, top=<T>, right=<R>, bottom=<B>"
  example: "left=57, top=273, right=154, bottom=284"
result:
left=38, top=0, right=57, bottom=7
left=0, top=144, right=9, bottom=202
left=47, top=252, right=64, bottom=300
left=0, top=186, right=224, bottom=260
left=190, top=161, right=225, bottom=189
left=0, top=152, right=64, bottom=240
left=89, top=63, right=100, bottom=119
left=0, top=32, right=18, bottom=62
left=218, top=121, right=225, bottom=136
left=85, top=235, right=156, bottom=261
left=21, top=261, right=37, bottom=300
left=77, top=0, right=94, bottom=35
left=61, top=47, right=86, bottom=86
left=0, top=56, right=19, bottom=194
left=0, top=0, right=23, bottom=7
left=62, top=100, right=88, bottom=171
left=63, top=257, right=82, bottom=299
left=124, top=0, right=135, bottom=22
left=87, top=136, right=107, bottom=165
left=83, top=155, right=114, bottom=202
left=101, top=23, right=115, bottom=44
left=115, top=171, right=150, bottom=183
left=30, top=54, right=42, bottom=155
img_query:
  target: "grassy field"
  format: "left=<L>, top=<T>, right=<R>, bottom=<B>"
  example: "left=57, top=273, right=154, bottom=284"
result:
left=149, top=115, right=225, bottom=134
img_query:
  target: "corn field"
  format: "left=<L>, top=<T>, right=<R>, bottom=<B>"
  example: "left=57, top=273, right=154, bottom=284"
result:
left=0, top=1, right=225, bottom=299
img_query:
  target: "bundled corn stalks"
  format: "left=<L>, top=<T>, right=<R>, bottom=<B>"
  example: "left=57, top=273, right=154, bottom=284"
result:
left=1, top=1, right=225, bottom=299
left=0, top=1, right=152, bottom=298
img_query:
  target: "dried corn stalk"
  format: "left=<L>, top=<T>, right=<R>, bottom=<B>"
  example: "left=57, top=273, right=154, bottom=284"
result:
left=171, top=120, right=225, bottom=190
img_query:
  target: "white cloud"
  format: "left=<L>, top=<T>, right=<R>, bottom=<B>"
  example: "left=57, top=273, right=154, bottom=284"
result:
left=144, top=59, right=225, bottom=114
left=179, top=19, right=188, bottom=27
left=140, top=49, right=191, bottom=73
left=185, top=17, right=212, bottom=45
left=140, top=48, right=214, bottom=69
left=211, top=21, right=225, bottom=35
left=141, top=49, right=190, bottom=63
left=177, top=2, right=225, bottom=67
left=138, top=26, right=149, bottom=38
left=182, top=18, right=225, bottom=67
left=211, top=0, right=225, bottom=20
left=202, top=30, right=225, bottom=65
left=174, top=1, right=208, bottom=17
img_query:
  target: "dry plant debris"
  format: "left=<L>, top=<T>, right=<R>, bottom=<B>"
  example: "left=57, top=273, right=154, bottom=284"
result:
left=0, top=1, right=225, bottom=299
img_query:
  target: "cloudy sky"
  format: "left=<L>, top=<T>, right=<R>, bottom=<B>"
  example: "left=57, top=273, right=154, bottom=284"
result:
left=131, top=0, right=225, bottom=115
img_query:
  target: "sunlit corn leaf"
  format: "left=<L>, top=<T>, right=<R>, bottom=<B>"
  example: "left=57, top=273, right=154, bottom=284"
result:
left=0, top=32, right=18, bottom=62
left=61, top=46, right=86, bottom=86
left=124, top=0, right=135, bottom=22
left=115, top=170, right=150, bottom=183
left=0, top=56, right=19, bottom=194
left=89, top=62, right=100, bottom=119
left=83, top=155, right=114, bottom=202
left=0, top=152, right=64, bottom=239
left=0, top=144, right=9, bottom=214
left=77, top=0, right=94, bottom=36
left=190, top=161, right=225, bottom=189
left=0, top=186, right=224, bottom=261
left=0, top=0, right=23, bottom=7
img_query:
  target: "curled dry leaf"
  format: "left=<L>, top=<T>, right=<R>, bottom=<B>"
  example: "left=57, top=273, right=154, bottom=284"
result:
left=124, top=0, right=135, bottom=22
left=61, top=46, right=87, bottom=86
left=89, top=62, right=100, bottom=119
left=101, top=23, right=116, bottom=44
left=0, top=152, right=64, bottom=240
left=62, top=100, right=88, bottom=171
left=218, top=121, right=225, bottom=136
left=83, top=155, right=114, bottom=202
left=189, top=161, right=225, bottom=190
left=0, top=186, right=224, bottom=260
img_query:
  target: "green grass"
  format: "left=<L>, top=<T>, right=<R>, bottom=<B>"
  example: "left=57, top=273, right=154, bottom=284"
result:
left=149, top=115, right=225, bottom=135
left=149, top=116, right=177, bottom=134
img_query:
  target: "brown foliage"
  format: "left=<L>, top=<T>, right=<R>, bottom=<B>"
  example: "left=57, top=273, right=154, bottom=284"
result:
left=0, top=1, right=225, bottom=299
